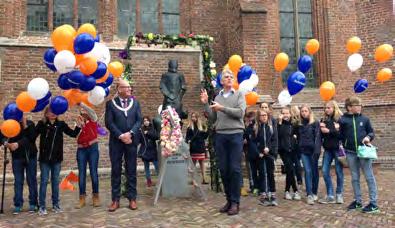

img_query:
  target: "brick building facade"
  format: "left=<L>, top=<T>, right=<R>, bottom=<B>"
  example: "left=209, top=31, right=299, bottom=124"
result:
left=0, top=0, right=394, bottom=173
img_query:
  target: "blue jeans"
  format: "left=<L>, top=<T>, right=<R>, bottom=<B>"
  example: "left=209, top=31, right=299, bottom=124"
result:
left=322, top=150, right=344, bottom=197
left=39, top=162, right=61, bottom=208
left=143, top=160, right=159, bottom=180
left=301, top=153, right=319, bottom=196
left=215, top=133, right=243, bottom=204
left=12, top=158, right=38, bottom=207
left=77, top=143, right=100, bottom=195
left=346, top=152, right=378, bottom=205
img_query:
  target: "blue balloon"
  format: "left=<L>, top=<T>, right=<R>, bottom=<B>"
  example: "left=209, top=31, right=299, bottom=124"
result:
left=354, top=79, right=369, bottom=93
left=94, top=35, right=100, bottom=42
left=98, top=74, right=114, bottom=88
left=50, top=96, right=69, bottom=115
left=80, top=76, right=97, bottom=92
left=91, top=61, right=107, bottom=79
left=3, top=102, right=23, bottom=121
left=44, top=48, right=57, bottom=72
left=68, top=71, right=85, bottom=88
left=32, top=91, right=52, bottom=113
left=237, top=65, right=253, bottom=84
left=297, top=55, right=313, bottom=73
left=74, top=33, right=95, bottom=54
left=287, top=71, right=306, bottom=95
left=104, top=87, right=110, bottom=97
left=58, top=74, right=72, bottom=90
left=216, top=72, right=223, bottom=88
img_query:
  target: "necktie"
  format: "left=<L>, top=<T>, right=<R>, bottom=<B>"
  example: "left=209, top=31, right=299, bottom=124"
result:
left=122, top=99, right=128, bottom=108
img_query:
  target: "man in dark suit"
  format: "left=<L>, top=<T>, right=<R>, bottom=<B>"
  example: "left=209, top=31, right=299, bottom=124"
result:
left=105, top=79, right=142, bottom=212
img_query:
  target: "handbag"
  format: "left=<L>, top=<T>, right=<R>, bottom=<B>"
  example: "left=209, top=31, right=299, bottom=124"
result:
left=353, top=117, right=377, bottom=160
left=337, top=145, right=348, bottom=167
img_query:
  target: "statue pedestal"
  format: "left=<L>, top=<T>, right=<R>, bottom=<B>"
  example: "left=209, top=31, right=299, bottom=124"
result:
left=161, top=151, right=190, bottom=198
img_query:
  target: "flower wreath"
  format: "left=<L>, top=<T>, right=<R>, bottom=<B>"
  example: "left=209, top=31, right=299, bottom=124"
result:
left=160, top=108, right=183, bottom=157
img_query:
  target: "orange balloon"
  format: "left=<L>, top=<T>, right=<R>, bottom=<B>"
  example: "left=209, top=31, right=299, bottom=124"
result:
left=79, top=57, right=98, bottom=75
left=51, top=24, right=76, bottom=52
left=274, top=52, right=289, bottom=72
left=16, top=92, right=37, bottom=112
left=96, top=71, right=109, bottom=83
left=305, top=39, right=320, bottom=55
left=81, top=93, right=94, bottom=108
left=232, top=81, right=239, bottom=90
left=319, top=81, right=336, bottom=101
left=59, top=178, right=75, bottom=191
left=108, top=61, right=124, bottom=78
left=245, top=92, right=259, bottom=106
left=62, top=89, right=82, bottom=107
left=346, top=36, right=362, bottom=54
left=77, top=23, right=97, bottom=38
left=377, top=68, right=392, bottom=83
left=374, top=44, right=393, bottom=63
left=228, top=55, right=243, bottom=73
left=75, top=54, right=87, bottom=66
left=1, top=119, right=21, bottom=138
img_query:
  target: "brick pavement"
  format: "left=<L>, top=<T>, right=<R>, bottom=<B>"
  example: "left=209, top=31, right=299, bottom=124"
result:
left=0, top=170, right=394, bottom=227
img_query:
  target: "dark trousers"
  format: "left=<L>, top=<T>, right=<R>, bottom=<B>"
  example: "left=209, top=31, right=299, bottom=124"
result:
left=77, top=143, right=99, bottom=195
left=293, top=152, right=303, bottom=184
left=12, top=158, right=38, bottom=207
left=258, top=156, right=276, bottom=193
left=280, top=152, right=298, bottom=192
left=215, top=133, right=243, bottom=204
left=109, top=139, right=137, bottom=201
left=249, top=159, right=259, bottom=190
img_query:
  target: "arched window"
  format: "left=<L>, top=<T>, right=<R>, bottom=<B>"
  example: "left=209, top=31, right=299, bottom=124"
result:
left=280, top=0, right=317, bottom=87
left=117, top=0, right=180, bottom=38
left=27, top=0, right=97, bottom=32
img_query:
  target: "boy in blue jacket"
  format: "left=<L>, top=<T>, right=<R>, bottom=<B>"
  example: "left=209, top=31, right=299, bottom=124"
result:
left=339, top=96, right=379, bottom=213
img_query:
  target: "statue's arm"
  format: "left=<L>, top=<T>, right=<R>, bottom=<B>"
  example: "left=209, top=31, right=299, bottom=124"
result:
left=179, top=74, right=187, bottom=99
left=160, top=75, right=175, bottom=100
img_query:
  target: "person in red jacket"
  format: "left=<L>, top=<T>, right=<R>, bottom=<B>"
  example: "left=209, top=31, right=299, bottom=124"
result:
left=75, top=103, right=100, bottom=209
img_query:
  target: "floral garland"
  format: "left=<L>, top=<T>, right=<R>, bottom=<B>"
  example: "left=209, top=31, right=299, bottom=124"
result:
left=159, top=107, right=183, bottom=157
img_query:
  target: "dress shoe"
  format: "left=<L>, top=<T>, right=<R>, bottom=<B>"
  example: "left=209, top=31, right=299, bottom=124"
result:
left=108, top=201, right=119, bottom=212
left=129, top=200, right=137, bottom=210
left=227, top=203, right=239, bottom=216
left=219, top=201, right=231, bottom=213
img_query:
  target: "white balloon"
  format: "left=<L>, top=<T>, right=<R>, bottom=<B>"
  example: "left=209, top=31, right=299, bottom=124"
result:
left=27, top=78, right=49, bottom=100
left=278, top=90, right=293, bottom=107
left=85, top=42, right=111, bottom=65
left=88, top=86, right=106, bottom=105
left=347, top=53, right=363, bottom=72
left=54, top=50, right=76, bottom=74
left=249, top=73, right=259, bottom=87
left=238, top=79, right=254, bottom=94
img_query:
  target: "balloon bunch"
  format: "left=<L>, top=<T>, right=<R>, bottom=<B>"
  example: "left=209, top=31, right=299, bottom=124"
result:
left=213, top=55, right=260, bottom=106
left=274, top=39, right=320, bottom=106
left=45, top=23, right=124, bottom=108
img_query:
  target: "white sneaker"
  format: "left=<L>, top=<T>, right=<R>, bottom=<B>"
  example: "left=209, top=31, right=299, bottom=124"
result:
left=38, top=207, right=48, bottom=216
left=284, top=191, right=292, bottom=200
left=313, top=194, right=318, bottom=201
left=307, top=195, right=314, bottom=205
left=293, top=191, right=301, bottom=201
left=336, top=194, right=344, bottom=204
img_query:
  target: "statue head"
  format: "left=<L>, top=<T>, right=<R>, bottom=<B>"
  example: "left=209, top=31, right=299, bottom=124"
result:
left=168, top=60, right=178, bottom=73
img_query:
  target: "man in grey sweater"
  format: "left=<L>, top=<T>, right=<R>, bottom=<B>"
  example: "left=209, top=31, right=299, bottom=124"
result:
left=200, top=69, right=246, bottom=216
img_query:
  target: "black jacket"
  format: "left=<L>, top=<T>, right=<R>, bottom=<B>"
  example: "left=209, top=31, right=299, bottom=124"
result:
left=256, top=122, right=278, bottom=158
left=137, top=126, right=159, bottom=161
left=244, top=121, right=259, bottom=160
left=185, top=126, right=208, bottom=154
left=36, top=119, right=81, bottom=164
left=321, top=117, right=341, bottom=151
left=0, top=120, right=37, bottom=162
left=339, top=113, right=374, bottom=153
left=294, top=119, right=321, bottom=155
left=277, top=120, right=297, bottom=154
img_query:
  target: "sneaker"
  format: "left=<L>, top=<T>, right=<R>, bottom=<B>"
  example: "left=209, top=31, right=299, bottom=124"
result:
left=347, top=200, right=363, bottom=211
left=38, top=207, right=48, bottom=216
left=29, top=205, right=38, bottom=213
left=336, top=194, right=344, bottom=204
left=258, top=195, right=271, bottom=206
left=13, top=207, right=22, bottom=215
left=293, top=191, right=302, bottom=201
left=362, top=203, right=380, bottom=214
left=284, top=191, right=292, bottom=200
left=319, top=196, right=336, bottom=204
left=307, top=195, right=314, bottom=205
left=253, top=188, right=259, bottom=197
left=270, top=196, right=278, bottom=206
left=52, top=205, right=63, bottom=213
left=313, top=194, right=318, bottom=201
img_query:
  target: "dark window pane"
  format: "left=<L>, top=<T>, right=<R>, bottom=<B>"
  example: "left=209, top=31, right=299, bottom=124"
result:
left=117, top=0, right=136, bottom=37
left=280, top=12, right=294, bottom=38
left=298, top=0, right=311, bottom=13
left=280, top=38, right=297, bottom=84
left=27, top=0, right=48, bottom=31
left=163, top=14, right=179, bottom=35
left=78, top=0, right=97, bottom=26
left=53, top=0, right=73, bottom=28
left=163, top=0, right=179, bottom=13
left=279, top=0, right=294, bottom=12
left=298, top=13, right=312, bottom=38
left=140, top=0, right=158, bottom=33
left=299, top=38, right=316, bottom=87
